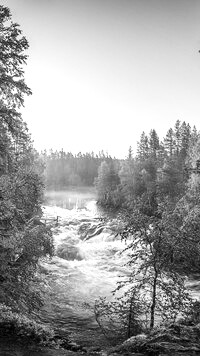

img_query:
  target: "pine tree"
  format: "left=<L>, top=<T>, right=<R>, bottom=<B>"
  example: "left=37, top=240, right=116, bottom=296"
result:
left=190, top=126, right=199, bottom=146
left=137, top=132, right=149, bottom=160
left=164, top=128, right=175, bottom=157
left=128, top=146, right=133, bottom=160
left=149, top=129, right=160, bottom=159
left=0, top=6, right=32, bottom=173
left=174, top=120, right=182, bottom=156
left=180, top=122, right=191, bottom=160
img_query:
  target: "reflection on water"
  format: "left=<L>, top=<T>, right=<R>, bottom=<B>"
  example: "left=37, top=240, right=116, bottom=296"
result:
left=41, top=189, right=127, bottom=347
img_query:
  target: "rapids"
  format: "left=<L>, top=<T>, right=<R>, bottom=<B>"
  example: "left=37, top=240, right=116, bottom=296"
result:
left=1, top=189, right=200, bottom=355
left=40, top=189, right=128, bottom=347
left=40, top=189, right=200, bottom=347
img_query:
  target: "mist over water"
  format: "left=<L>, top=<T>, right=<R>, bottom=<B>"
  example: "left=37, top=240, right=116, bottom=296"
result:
left=41, top=189, right=128, bottom=347
left=44, top=188, right=97, bottom=210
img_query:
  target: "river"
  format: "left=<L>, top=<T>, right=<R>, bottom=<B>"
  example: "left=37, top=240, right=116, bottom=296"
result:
left=40, top=188, right=128, bottom=348
left=1, top=188, right=199, bottom=355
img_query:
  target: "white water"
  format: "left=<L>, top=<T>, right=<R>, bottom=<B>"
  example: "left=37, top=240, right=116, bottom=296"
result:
left=40, top=189, right=128, bottom=346
left=41, top=189, right=200, bottom=347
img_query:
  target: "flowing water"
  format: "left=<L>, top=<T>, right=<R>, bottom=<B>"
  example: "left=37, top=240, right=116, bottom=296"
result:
left=40, top=189, right=200, bottom=347
left=2, top=188, right=199, bottom=355
left=40, top=189, right=128, bottom=348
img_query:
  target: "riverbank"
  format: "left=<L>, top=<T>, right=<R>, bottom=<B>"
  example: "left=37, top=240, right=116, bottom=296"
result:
left=0, top=337, right=87, bottom=356
left=2, top=321, right=200, bottom=356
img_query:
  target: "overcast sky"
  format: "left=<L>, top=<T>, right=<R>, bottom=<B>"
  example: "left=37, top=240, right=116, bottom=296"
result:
left=2, top=0, right=200, bottom=158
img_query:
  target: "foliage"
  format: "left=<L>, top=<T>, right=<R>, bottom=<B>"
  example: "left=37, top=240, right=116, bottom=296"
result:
left=0, top=5, right=32, bottom=174
left=41, top=149, right=115, bottom=189
left=0, top=303, right=55, bottom=344
left=108, top=322, right=200, bottom=356
left=119, top=158, right=145, bottom=207
left=110, top=132, right=200, bottom=333
left=94, top=199, right=199, bottom=342
left=94, top=290, right=144, bottom=345
left=94, top=120, right=199, bottom=214
left=95, top=160, right=122, bottom=208
left=119, top=210, right=192, bottom=329
left=0, top=5, right=54, bottom=312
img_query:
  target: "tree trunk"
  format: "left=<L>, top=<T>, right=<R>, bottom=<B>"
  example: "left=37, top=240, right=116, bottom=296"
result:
left=127, top=297, right=133, bottom=338
left=150, top=270, right=158, bottom=329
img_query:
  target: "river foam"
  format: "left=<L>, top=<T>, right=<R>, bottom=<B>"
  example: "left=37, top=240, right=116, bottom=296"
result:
left=40, top=190, right=128, bottom=347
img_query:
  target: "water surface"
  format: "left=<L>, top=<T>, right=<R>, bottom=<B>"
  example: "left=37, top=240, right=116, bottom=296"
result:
left=41, top=189, right=127, bottom=347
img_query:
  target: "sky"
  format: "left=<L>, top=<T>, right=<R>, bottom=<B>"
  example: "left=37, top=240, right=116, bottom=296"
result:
left=2, top=0, right=200, bottom=158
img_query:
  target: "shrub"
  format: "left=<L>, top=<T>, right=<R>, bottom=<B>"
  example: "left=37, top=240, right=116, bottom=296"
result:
left=0, top=303, right=55, bottom=345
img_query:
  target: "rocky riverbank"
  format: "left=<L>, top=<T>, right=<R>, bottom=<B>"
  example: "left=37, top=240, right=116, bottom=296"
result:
left=107, top=323, right=200, bottom=356
left=2, top=317, right=200, bottom=356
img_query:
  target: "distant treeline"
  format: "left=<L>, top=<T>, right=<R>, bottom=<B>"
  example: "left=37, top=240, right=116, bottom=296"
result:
left=41, top=121, right=199, bottom=196
left=95, top=120, right=199, bottom=212
left=41, top=150, right=118, bottom=189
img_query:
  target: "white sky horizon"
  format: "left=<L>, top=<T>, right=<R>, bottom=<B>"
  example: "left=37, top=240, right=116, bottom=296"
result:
left=2, top=0, right=200, bottom=159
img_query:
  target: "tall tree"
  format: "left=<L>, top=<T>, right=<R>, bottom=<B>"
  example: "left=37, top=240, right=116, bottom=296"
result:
left=95, top=161, right=121, bottom=208
left=149, top=129, right=160, bottom=159
left=119, top=158, right=145, bottom=210
left=127, top=146, right=133, bottom=160
left=180, top=122, right=191, bottom=161
left=190, top=125, right=199, bottom=147
left=137, top=132, right=149, bottom=160
left=174, top=119, right=182, bottom=156
left=164, top=128, right=175, bottom=157
left=0, top=5, right=53, bottom=311
left=0, top=6, right=32, bottom=173
left=120, top=210, right=191, bottom=329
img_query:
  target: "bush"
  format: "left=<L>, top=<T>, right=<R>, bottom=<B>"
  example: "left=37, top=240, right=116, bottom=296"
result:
left=0, top=303, right=55, bottom=345
left=94, top=291, right=144, bottom=346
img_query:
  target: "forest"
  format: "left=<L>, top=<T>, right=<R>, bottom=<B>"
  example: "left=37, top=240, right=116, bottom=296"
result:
left=43, top=121, right=198, bottom=203
left=42, top=149, right=115, bottom=188
left=1, top=3, right=200, bottom=356
left=95, top=120, right=199, bottom=212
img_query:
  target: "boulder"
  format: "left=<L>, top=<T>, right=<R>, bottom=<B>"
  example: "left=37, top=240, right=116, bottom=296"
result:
left=56, top=244, right=83, bottom=261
